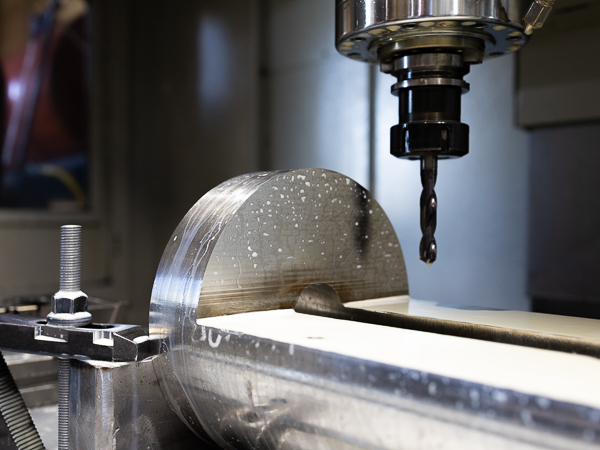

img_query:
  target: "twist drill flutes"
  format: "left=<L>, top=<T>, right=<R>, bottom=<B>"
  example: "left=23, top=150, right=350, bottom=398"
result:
left=419, top=156, right=438, bottom=265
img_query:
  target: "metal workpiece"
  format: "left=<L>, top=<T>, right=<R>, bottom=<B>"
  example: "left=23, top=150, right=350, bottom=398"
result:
left=147, top=169, right=600, bottom=448
left=164, top=322, right=600, bottom=449
left=0, top=314, right=157, bottom=362
left=47, top=225, right=91, bottom=327
left=149, top=169, right=408, bottom=442
left=68, top=357, right=209, bottom=450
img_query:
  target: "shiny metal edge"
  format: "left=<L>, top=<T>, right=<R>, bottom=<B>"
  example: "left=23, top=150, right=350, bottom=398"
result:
left=335, top=0, right=530, bottom=61
left=336, top=0, right=528, bottom=27
left=149, top=170, right=285, bottom=441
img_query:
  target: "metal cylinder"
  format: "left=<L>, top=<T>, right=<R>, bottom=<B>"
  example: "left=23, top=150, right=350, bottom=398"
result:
left=391, top=52, right=471, bottom=160
left=336, top=0, right=530, bottom=63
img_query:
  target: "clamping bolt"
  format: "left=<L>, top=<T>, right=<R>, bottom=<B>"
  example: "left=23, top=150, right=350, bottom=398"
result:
left=46, top=225, right=93, bottom=450
left=47, top=225, right=92, bottom=327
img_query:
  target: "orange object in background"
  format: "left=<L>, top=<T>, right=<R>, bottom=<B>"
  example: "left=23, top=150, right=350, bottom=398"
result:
left=0, top=0, right=89, bottom=209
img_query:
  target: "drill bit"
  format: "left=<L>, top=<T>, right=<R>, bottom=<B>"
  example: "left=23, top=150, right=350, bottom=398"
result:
left=419, top=155, right=437, bottom=265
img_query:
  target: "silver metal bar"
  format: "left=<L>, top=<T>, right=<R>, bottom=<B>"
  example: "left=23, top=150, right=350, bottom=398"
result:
left=171, top=322, right=600, bottom=449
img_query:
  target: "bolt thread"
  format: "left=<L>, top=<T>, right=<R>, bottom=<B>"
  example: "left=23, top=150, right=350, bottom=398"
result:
left=0, top=351, right=45, bottom=449
left=60, top=225, right=82, bottom=292
left=57, top=358, right=70, bottom=450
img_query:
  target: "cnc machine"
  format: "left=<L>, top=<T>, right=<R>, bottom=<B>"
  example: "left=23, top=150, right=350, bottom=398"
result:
left=4, top=1, right=600, bottom=450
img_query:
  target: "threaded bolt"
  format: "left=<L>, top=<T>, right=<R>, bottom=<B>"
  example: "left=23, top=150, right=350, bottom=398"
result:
left=0, top=351, right=45, bottom=449
left=47, top=225, right=93, bottom=450
left=47, top=225, right=91, bottom=326
left=57, top=359, right=70, bottom=450
left=59, top=225, right=82, bottom=292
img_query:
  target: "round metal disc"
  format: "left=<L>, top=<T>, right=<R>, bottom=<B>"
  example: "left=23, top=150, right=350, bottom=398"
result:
left=149, top=168, right=408, bottom=442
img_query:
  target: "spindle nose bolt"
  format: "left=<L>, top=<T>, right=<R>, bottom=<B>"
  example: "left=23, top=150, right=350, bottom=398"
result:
left=47, top=225, right=92, bottom=327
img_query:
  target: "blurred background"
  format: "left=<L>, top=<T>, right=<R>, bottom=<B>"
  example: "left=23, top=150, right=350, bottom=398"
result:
left=0, top=0, right=599, bottom=327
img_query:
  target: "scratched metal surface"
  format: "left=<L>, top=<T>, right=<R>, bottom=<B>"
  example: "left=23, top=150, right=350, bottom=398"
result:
left=188, top=319, right=600, bottom=450
left=148, top=169, right=408, bottom=446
